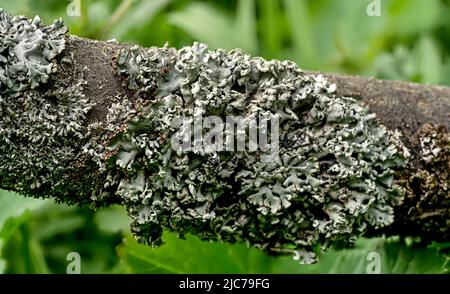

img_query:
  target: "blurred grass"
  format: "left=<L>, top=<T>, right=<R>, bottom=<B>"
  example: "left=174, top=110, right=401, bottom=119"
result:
left=0, top=0, right=450, bottom=273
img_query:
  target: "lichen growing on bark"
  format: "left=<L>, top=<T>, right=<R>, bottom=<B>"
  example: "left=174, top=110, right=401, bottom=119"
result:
left=0, top=11, right=415, bottom=263
left=0, top=9, right=66, bottom=91
left=0, top=10, right=94, bottom=201
left=103, top=42, right=410, bottom=262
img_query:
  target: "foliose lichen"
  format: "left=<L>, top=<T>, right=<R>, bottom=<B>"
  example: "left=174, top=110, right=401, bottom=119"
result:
left=0, top=10, right=95, bottom=202
left=0, top=11, right=412, bottom=263
left=100, top=42, right=410, bottom=262
left=0, top=9, right=67, bottom=91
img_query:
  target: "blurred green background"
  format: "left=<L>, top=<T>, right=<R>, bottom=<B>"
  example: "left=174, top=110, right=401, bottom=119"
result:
left=0, top=0, right=449, bottom=273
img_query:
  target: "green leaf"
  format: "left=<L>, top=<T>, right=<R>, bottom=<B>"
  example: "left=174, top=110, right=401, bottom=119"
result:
left=373, top=36, right=443, bottom=84
left=283, top=0, right=316, bottom=69
left=94, top=205, right=130, bottom=234
left=168, top=3, right=235, bottom=50
left=387, top=0, right=442, bottom=36
left=0, top=190, right=47, bottom=231
left=118, top=231, right=274, bottom=273
left=235, top=0, right=258, bottom=54
left=0, top=191, right=48, bottom=273
left=118, top=232, right=448, bottom=274
left=0, top=240, right=5, bottom=274
left=414, top=36, right=442, bottom=84
left=107, top=0, right=170, bottom=40
left=259, top=0, right=285, bottom=59
left=272, top=238, right=448, bottom=274
left=0, top=0, right=30, bottom=15
left=441, top=59, right=450, bottom=86
left=373, top=46, right=417, bottom=81
left=168, top=2, right=258, bottom=54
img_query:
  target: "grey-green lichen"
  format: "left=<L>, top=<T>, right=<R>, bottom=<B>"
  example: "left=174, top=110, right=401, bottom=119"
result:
left=0, top=10, right=95, bottom=201
left=0, top=10, right=66, bottom=91
left=100, top=42, right=410, bottom=262
left=0, top=11, right=412, bottom=263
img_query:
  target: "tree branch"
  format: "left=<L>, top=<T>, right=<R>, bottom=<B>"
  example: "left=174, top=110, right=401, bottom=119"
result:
left=0, top=11, right=448, bottom=262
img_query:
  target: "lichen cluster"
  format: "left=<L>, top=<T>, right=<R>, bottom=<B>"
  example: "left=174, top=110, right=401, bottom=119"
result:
left=107, top=42, right=409, bottom=262
left=0, top=11, right=412, bottom=262
left=0, top=10, right=66, bottom=91
left=0, top=10, right=94, bottom=201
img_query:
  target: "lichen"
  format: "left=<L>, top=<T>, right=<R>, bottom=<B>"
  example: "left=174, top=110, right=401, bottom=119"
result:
left=0, top=10, right=67, bottom=92
left=103, top=42, right=409, bottom=262
left=0, top=11, right=413, bottom=263
left=0, top=10, right=95, bottom=202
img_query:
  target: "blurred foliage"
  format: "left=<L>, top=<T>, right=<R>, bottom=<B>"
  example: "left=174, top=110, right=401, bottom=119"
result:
left=0, top=0, right=449, bottom=273
left=118, top=233, right=449, bottom=274
left=0, top=191, right=124, bottom=273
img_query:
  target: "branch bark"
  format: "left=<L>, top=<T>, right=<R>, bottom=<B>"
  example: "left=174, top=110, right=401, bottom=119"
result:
left=70, top=37, right=450, bottom=242
left=0, top=11, right=449, bottom=258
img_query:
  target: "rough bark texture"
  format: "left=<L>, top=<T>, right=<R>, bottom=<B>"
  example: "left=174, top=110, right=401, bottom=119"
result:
left=0, top=12, right=448, bottom=262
